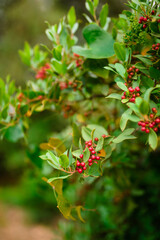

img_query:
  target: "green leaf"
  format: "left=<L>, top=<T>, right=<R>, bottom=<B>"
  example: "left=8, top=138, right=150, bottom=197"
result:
left=82, top=126, right=92, bottom=141
left=69, top=149, right=75, bottom=165
left=115, top=63, right=126, bottom=78
left=60, top=154, right=69, bottom=168
left=87, top=124, right=108, bottom=139
left=19, top=42, right=32, bottom=66
left=113, top=128, right=136, bottom=143
left=106, top=93, right=121, bottom=100
left=117, top=82, right=128, bottom=91
left=48, top=174, right=72, bottom=183
left=46, top=150, right=61, bottom=170
left=139, top=100, right=150, bottom=115
left=114, top=42, right=126, bottom=62
left=149, top=67, right=160, bottom=81
left=4, top=123, right=24, bottom=143
left=72, top=24, right=115, bottom=59
left=93, top=0, right=99, bottom=7
left=88, top=163, right=100, bottom=176
left=72, top=123, right=81, bottom=147
left=51, top=59, right=67, bottom=74
left=120, top=109, right=132, bottom=131
left=85, top=0, right=94, bottom=16
left=100, top=3, right=108, bottom=28
left=95, top=137, right=104, bottom=152
left=83, top=147, right=90, bottom=162
left=148, top=129, right=158, bottom=150
left=134, top=55, right=152, bottom=66
left=67, top=7, right=76, bottom=28
left=143, top=85, right=160, bottom=103
left=72, top=149, right=82, bottom=158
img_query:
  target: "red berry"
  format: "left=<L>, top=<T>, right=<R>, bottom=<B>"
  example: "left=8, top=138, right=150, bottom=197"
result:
left=141, top=122, right=146, bottom=127
left=83, top=166, right=87, bottom=170
left=79, top=154, right=83, bottom=159
left=77, top=161, right=81, bottom=167
left=136, top=93, right=140, bottom=97
left=78, top=169, right=83, bottom=174
left=102, top=134, right=107, bottom=138
left=121, top=96, right=125, bottom=99
left=128, top=75, right=132, bottom=79
left=138, top=121, right=142, bottom=126
left=152, top=108, right=157, bottom=113
left=88, top=159, right=92, bottom=163
left=150, top=113, right=154, bottom=118
left=152, top=121, right=156, bottom=126
left=152, top=44, right=156, bottom=48
left=130, top=98, right=135, bottom=102
left=89, top=163, right=92, bottom=166
left=141, top=127, right=146, bottom=131
left=132, top=65, right=136, bottom=69
left=156, top=43, right=160, bottom=47
left=94, top=161, right=98, bottom=164
left=155, top=118, right=160, bottom=124
left=132, top=94, right=136, bottom=98
left=81, top=162, right=85, bottom=167
left=151, top=10, right=155, bottom=15
left=155, top=47, right=159, bottom=50
left=128, top=87, right=134, bottom=92
left=88, top=142, right=92, bottom=146
left=91, top=155, right=96, bottom=160
left=135, top=87, right=140, bottom=92
left=129, top=67, right=133, bottom=71
left=130, top=72, right=134, bottom=76
left=135, top=69, right=139, bottom=73
left=94, top=137, right=99, bottom=141
left=89, top=147, right=93, bottom=151
left=140, top=16, right=144, bottom=21
left=149, top=123, right=153, bottom=128
left=143, top=17, right=147, bottom=22
left=153, top=127, right=158, bottom=132
left=91, top=150, right=96, bottom=154
left=145, top=129, right=150, bottom=133
left=143, top=24, right=147, bottom=28
left=139, top=20, right=142, bottom=24
left=96, top=156, right=100, bottom=160
left=85, top=141, right=88, bottom=145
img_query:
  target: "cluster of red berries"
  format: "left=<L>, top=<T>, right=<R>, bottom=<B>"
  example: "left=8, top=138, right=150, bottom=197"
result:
left=121, top=86, right=140, bottom=103
left=138, top=108, right=160, bottom=133
left=35, top=63, right=51, bottom=80
left=76, top=138, right=101, bottom=174
left=138, top=16, right=149, bottom=29
left=127, top=66, right=139, bottom=82
left=157, top=14, right=160, bottom=23
left=59, top=81, right=78, bottom=91
left=152, top=43, right=160, bottom=51
left=73, top=53, right=84, bottom=68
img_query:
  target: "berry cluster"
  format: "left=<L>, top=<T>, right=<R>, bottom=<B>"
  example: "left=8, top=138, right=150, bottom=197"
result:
left=59, top=81, right=78, bottom=91
left=152, top=43, right=160, bottom=51
left=121, top=86, right=140, bottom=103
left=127, top=66, right=139, bottom=82
left=35, top=63, right=51, bottom=80
left=76, top=138, right=101, bottom=174
left=73, top=53, right=84, bottom=68
left=138, top=16, right=149, bottom=29
left=157, top=14, right=160, bottom=23
left=138, top=108, right=160, bottom=133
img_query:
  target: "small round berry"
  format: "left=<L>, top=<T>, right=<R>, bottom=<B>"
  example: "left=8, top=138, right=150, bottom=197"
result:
left=91, top=150, right=96, bottom=154
left=152, top=44, right=156, bottom=48
left=141, top=127, right=146, bottom=131
left=149, top=123, right=153, bottom=128
left=156, top=43, right=160, bottom=47
left=88, top=142, right=92, bottom=146
left=135, top=69, right=139, bottom=73
left=78, top=169, right=83, bottom=174
left=129, top=67, right=133, bottom=71
left=130, top=98, right=135, bottom=102
left=130, top=72, right=134, bottom=76
left=77, top=161, right=81, bottom=167
left=153, top=127, right=158, bottom=132
left=138, top=121, right=142, bottom=126
left=85, top=141, right=88, bottom=145
left=143, top=17, right=147, bottom=22
left=145, top=129, right=150, bottom=133
left=155, top=118, right=160, bottom=124
left=89, top=163, right=92, bottom=166
left=136, top=93, right=140, bottom=97
left=88, top=159, right=92, bottom=163
left=102, top=134, right=107, bottom=138
left=151, top=10, right=155, bottom=15
left=143, top=24, right=147, bottom=28
left=88, top=140, right=92, bottom=143
left=81, top=162, right=85, bottom=167
left=141, top=122, right=146, bottom=127
left=89, top=147, right=93, bottom=151
left=121, top=96, right=125, bottom=99
left=132, top=94, right=136, bottom=98
left=94, top=137, right=99, bottom=141
left=91, top=155, right=96, bottom=160
left=155, top=47, right=159, bottom=51
left=79, top=154, right=83, bottom=159
left=128, top=87, right=134, bottom=92
left=150, top=113, right=154, bottom=118
left=152, top=121, right=156, bottom=126
left=96, top=156, right=100, bottom=160
left=83, top=166, right=87, bottom=170
left=140, top=16, right=144, bottom=21
left=135, top=87, right=140, bottom=92
left=128, top=75, right=132, bottom=79
left=152, top=108, right=157, bottom=113
left=132, top=65, right=136, bottom=69
left=94, top=161, right=98, bottom=164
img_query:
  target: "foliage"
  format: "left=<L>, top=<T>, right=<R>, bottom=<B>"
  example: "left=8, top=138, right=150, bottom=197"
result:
left=0, top=0, right=160, bottom=239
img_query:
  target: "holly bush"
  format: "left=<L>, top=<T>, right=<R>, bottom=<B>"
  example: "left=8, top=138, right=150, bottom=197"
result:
left=0, top=0, right=160, bottom=239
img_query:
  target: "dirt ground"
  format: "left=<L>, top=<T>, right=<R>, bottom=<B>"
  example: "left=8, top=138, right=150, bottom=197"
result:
left=0, top=203, right=62, bottom=240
